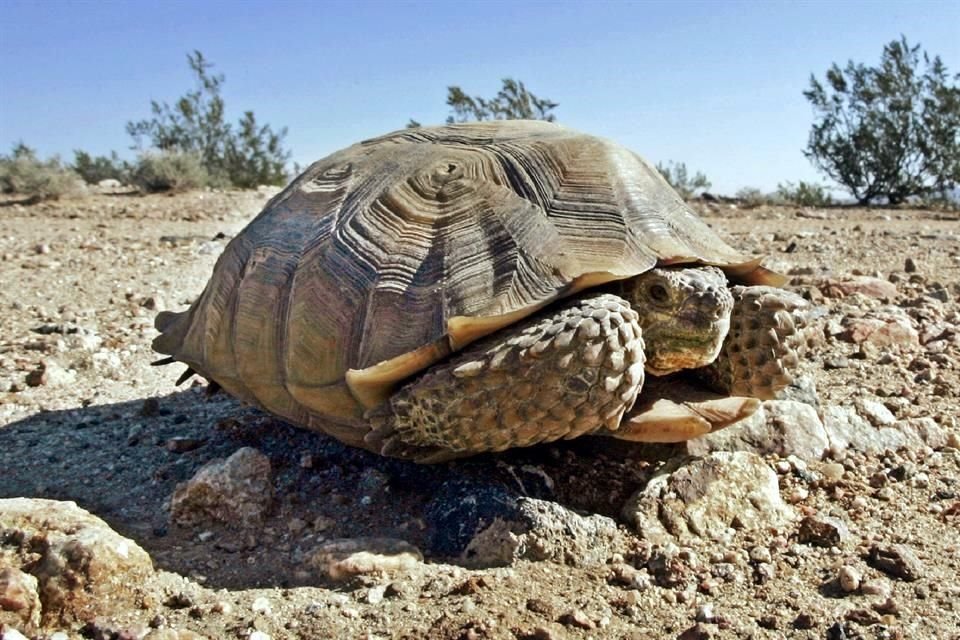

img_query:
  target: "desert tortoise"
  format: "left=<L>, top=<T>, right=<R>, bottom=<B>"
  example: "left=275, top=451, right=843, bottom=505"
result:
left=153, top=121, right=808, bottom=462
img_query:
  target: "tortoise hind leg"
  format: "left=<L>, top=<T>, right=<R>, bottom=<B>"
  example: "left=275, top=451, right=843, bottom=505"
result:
left=365, top=293, right=645, bottom=463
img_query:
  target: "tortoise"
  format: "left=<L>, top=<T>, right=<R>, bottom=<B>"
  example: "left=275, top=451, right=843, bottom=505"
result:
left=153, top=120, right=809, bottom=462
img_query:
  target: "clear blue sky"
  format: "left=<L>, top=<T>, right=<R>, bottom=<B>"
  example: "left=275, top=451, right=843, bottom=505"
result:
left=1, top=0, right=958, bottom=195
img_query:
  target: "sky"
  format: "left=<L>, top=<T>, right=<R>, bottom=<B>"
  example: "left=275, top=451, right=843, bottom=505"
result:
left=1, top=0, right=958, bottom=196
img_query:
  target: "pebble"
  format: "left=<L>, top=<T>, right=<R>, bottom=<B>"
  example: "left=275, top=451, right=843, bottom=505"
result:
left=797, top=515, right=850, bottom=547
left=366, top=585, right=386, bottom=605
left=821, top=463, right=845, bottom=482
left=868, top=544, right=924, bottom=581
left=860, top=578, right=891, bottom=598
left=694, top=603, right=716, bottom=623
left=251, top=596, right=272, bottom=614
left=559, top=609, right=594, bottom=630
left=792, top=612, right=816, bottom=630
left=837, top=565, right=861, bottom=593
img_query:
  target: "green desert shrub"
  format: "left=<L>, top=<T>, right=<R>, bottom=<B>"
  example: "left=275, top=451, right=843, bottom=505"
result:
left=735, top=187, right=773, bottom=209
left=72, top=150, right=129, bottom=185
left=775, top=180, right=833, bottom=207
left=129, top=151, right=209, bottom=193
left=0, top=143, right=82, bottom=202
left=655, top=161, right=712, bottom=198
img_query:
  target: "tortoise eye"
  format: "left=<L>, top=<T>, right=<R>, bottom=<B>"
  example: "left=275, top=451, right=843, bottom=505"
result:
left=648, top=284, right=669, bottom=303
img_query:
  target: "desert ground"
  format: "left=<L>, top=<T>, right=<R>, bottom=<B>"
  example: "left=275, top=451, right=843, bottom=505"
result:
left=1, top=189, right=958, bottom=640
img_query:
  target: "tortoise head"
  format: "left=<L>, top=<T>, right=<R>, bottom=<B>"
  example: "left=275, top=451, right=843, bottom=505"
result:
left=620, top=266, right=733, bottom=375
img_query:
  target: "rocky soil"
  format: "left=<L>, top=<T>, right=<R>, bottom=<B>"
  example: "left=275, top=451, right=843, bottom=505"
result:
left=1, top=190, right=959, bottom=640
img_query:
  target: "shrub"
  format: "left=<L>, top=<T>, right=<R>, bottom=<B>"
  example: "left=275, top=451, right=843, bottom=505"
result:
left=775, top=181, right=833, bottom=207
left=735, top=187, right=773, bottom=209
left=0, top=143, right=82, bottom=202
left=445, top=78, right=558, bottom=123
left=804, top=37, right=960, bottom=204
left=129, top=152, right=209, bottom=193
left=655, top=161, right=711, bottom=198
left=127, top=51, right=291, bottom=188
left=72, top=150, right=129, bottom=185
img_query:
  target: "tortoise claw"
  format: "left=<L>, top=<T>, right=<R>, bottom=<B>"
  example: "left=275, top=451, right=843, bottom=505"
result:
left=175, top=367, right=196, bottom=385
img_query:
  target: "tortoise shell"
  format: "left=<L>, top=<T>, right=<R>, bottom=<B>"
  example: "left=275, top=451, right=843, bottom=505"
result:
left=153, top=120, right=780, bottom=450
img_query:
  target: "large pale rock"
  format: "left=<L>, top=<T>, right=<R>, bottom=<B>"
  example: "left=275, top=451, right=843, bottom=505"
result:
left=686, top=400, right=829, bottom=462
left=461, top=498, right=625, bottom=568
left=839, top=313, right=919, bottom=348
left=622, top=452, right=796, bottom=545
left=0, top=498, right=154, bottom=629
left=819, top=277, right=898, bottom=300
left=821, top=407, right=946, bottom=454
left=309, top=538, right=423, bottom=581
left=170, top=447, right=273, bottom=528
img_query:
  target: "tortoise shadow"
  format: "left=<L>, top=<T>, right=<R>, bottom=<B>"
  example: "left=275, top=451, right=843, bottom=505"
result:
left=0, top=387, right=667, bottom=589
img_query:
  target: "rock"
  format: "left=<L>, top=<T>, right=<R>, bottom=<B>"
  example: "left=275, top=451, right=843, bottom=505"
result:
left=837, top=566, right=861, bottom=593
left=823, top=407, right=949, bottom=455
left=839, top=314, right=919, bottom=348
left=822, top=406, right=902, bottom=455
left=622, top=452, right=796, bottom=544
left=0, top=568, right=41, bottom=630
left=797, top=515, right=850, bottom=548
left=170, top=447, right=273, bottom=528
left=856, top=399, right=896, bottom=427
left=309, top=538, right=423, bottom=581
left=165, top=437, right=207, bottom=453
left=867, top=544, right=924, bottom=581
left=820, top=276, right=898, bottom=300
left=686, top=400, right=828, bottom=462
left=0, top=499, right=155, bottom=629
left=24, top=361, right=76, bottom=388
left=461, top=497, right=625, bottom=568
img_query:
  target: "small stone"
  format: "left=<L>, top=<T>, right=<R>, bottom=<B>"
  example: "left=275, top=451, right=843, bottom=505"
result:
left=165, top=437, right=206, bottom=453
left=677, top=623, right=712, bottom=639
left=695, top=603, right=716, bottom=623
left=797, top=515, right=850, bottom=547
left=210, top=601, right=232, bottom=614
left=309, top=538, right=423, bottom=581
left=251, top=596, right=272, bottom=614
left=792, top=612, right=816, bottom=630
left=757, top=614, right=778, bottom=630
left=823, top=356, right=849, bottom=370
left=867, top=544, right=924, bottom=581
left=837, top=565, right=861, bottom=593
left=140, top=397, right=161, bottom=417
left=558, top=609, right=594, bottom=630
left=860, top=578, right=891, bottom=598
left=170, top=448, right=273, bottom=528
left=904, top=257, right=918, bottom=273
left=872, top=597, right=899, bottom=615
left=821, top=463, right=845, bottom=482
left=748, top=546, right=771, bottom=564
left=366, top=585, right=386, bottom=605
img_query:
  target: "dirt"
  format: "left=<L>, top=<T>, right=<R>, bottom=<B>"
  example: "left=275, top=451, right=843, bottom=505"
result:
left=1, top=190, right=959, bottom=639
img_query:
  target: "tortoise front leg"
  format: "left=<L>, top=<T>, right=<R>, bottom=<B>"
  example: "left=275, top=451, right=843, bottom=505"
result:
left=365, top=293, right=646, bottom=463
left=700, top=285, right=812, bottom=399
